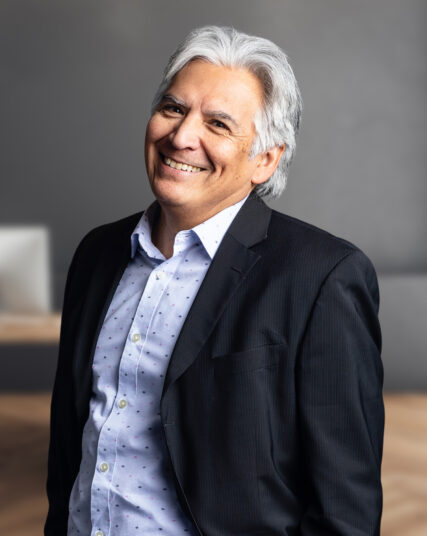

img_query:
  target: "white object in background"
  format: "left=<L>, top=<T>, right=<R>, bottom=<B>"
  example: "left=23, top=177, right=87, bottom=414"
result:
left=0, top=226, right=51, bottom=314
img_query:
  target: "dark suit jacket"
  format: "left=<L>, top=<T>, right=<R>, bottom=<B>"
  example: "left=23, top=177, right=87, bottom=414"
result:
left=45, top=192, right=384, bottom=535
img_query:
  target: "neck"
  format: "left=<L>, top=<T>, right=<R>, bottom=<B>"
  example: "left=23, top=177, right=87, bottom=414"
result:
left=151, top=204, right=214, bottom=259
left=150, top=208, right=183, bottom=259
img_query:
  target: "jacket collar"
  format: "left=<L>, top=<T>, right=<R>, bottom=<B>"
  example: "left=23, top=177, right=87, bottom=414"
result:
left=227, top=190, right=271, bottom=248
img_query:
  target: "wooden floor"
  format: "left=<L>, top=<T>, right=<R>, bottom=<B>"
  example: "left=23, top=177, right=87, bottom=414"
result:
left=0, top=394, right=426, bottom=535
left=381, top=395, right=427, bottom=536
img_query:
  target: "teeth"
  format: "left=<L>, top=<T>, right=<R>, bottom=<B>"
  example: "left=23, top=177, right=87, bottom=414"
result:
left=163, top=156, right=201, bottom=172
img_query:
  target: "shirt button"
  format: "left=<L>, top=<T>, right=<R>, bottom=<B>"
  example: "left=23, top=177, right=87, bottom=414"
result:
left=118, top=399, right=127, bottom=409
left=131, top=333, right=141, bottom=343
left=99, top=462, right=109, bottom=473
left=156, top=271, right=165, bottom=280
left=95, top=531, right=104, bottom=536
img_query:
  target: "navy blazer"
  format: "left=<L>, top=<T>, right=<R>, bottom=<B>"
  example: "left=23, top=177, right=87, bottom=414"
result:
left=45, top=192, right=384, bottom=535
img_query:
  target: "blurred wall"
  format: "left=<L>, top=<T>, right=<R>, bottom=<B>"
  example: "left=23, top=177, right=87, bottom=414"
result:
left=0, top=0, right=426, bottom=390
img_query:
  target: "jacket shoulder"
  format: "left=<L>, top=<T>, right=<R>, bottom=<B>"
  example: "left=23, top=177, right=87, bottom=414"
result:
left=64, top=211, right=143, bottom=292
left=72, top=211, right=143, bottom=258
left=266, top=209, right=376, bottom=278
left=78, top=211, right=143, bottom=247
left=270, top=209, right=356, bottom=249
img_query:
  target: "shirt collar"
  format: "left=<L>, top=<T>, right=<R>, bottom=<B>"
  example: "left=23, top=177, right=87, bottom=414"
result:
left=130, top=202, right=161, bottom=260
left=131, top=194, right=249, bottom=260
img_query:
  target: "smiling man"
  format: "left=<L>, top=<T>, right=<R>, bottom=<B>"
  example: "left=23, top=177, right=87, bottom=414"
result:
left=45, top=26, right=384, bottom=536
left=145, top=60, right=283, bottom=244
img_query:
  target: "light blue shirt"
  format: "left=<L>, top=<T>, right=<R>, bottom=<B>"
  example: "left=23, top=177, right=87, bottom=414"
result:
left=68, top=195, right=248, bottom=536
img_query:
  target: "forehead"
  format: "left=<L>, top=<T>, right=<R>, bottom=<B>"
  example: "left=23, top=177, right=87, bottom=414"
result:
left=165, top=60, right=263, bottom=121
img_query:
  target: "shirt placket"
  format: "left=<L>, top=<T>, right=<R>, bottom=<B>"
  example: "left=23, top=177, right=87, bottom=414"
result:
left=105, top=256, right=181, bottom=533
left=90, top=234, right=200, bottom=536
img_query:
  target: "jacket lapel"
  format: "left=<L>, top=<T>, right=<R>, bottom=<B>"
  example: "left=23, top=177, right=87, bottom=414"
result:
left=162, top=192, right=271, bottom=396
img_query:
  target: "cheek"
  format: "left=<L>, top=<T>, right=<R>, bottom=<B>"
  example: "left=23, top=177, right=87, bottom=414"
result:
left=145, top=122, right=162, bottom=171
left=208, top=139, right=242, bottom=171
left=146, top=116, right=170, bottom=144
left=220, top=145, right=252, bottom=176
left=145, top=120, right=167, bottom=165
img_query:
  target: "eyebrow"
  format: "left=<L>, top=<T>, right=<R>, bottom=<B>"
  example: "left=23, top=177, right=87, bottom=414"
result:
left=160, top=94, right=240, bottom=128
left=161, top=94, right=186, bottom=107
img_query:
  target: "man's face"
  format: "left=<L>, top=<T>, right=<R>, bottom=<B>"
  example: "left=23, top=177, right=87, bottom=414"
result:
left=144, top=60, right=265, bottom=220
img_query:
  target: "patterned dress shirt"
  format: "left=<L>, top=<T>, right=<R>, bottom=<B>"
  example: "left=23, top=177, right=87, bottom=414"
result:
left=67, top=195, right=248, bottom=536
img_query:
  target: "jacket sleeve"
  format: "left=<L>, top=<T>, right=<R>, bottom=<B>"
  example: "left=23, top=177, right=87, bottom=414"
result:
left=296, top=249, right=384, bottom=535
left=44, top=228, right=101, bottom=535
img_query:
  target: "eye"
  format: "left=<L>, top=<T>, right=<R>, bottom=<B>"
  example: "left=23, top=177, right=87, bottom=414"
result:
left=211, top=119, right=229, bottom=130
left=161, top=104, right=183, bottom=115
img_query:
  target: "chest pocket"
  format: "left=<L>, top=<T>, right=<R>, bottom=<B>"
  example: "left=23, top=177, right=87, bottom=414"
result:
left=212, top=342, right=286, bottom=377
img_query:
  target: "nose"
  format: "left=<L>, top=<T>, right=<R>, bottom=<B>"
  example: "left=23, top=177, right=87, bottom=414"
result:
left=169, top=113, right=200, bottom=150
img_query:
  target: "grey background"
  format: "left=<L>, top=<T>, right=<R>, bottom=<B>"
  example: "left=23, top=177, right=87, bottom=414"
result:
left=1, top=0, right=426, bottom=390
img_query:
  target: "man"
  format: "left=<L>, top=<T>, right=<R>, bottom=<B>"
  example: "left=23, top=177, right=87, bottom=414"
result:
left=45, top=26, right=384, bottom=535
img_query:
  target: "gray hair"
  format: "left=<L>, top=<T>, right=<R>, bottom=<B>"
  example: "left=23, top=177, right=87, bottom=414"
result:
left=151, top=26, right=302, bottom=198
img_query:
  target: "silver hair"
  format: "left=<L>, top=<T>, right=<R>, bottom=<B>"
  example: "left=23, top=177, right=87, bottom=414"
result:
left=151, top=25, right=302, bottom=199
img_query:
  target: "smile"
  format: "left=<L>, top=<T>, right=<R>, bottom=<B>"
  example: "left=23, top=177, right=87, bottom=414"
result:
left=162, top=154, right=203, bottom=173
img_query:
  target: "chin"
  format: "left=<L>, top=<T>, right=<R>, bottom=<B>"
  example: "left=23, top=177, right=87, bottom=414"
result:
left=150, top=179, right=194, bottom=208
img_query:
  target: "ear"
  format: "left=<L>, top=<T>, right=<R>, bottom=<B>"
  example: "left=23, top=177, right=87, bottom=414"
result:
left=251, top=145, right=286, bottom=186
